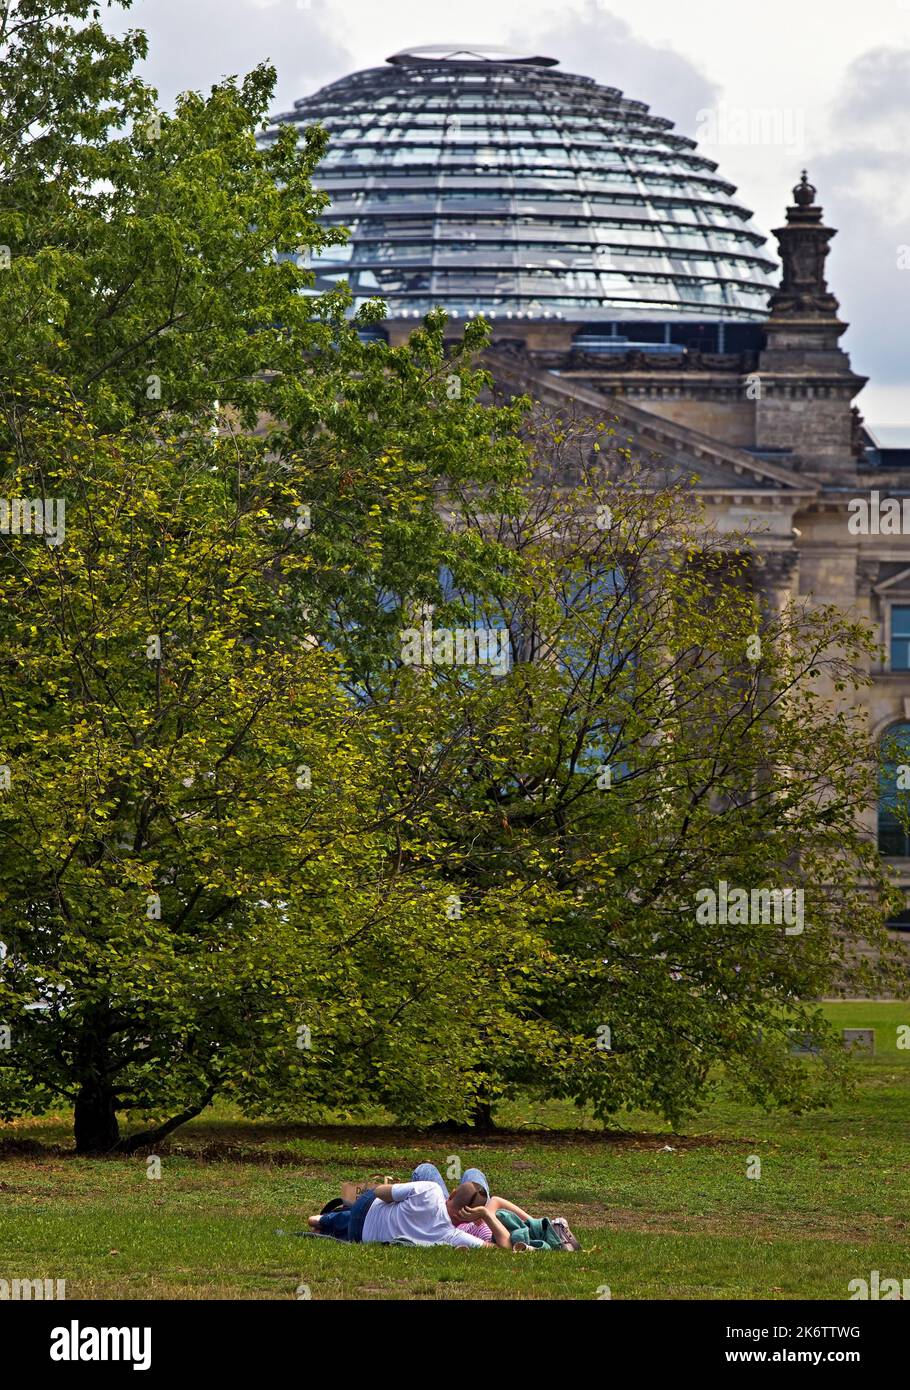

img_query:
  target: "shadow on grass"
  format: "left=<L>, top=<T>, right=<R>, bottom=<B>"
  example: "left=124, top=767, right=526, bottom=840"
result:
left=0, top=1122, right=739, bottom=1163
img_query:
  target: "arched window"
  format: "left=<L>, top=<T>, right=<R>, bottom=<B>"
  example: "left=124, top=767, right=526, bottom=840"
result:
left=878, top=723, right=910, bottom=855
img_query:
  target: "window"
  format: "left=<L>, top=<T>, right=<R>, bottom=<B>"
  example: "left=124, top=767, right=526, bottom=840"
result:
left=885, top=906, right=910, bottom=932
left=891, top=605, right=910, bottom=670
left=878, top=723, right=910, bottom=855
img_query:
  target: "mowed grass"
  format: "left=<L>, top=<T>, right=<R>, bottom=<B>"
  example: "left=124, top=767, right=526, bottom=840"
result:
left=0, top=1002, right=908, bottom=1300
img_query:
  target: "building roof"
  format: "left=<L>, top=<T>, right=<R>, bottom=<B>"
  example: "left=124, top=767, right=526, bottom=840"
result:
left=261, top=48, right=777, bottom=325
left=865, top=425, right=910, bottom=451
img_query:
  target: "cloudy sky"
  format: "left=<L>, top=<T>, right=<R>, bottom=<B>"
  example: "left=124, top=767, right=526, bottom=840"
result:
left=112, top=0, right=910, bottom=422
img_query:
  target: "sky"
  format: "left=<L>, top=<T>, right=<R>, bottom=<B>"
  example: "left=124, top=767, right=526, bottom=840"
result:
left=111, top=0, right=910, bottom=423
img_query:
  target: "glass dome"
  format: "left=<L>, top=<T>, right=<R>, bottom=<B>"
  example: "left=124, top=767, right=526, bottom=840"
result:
left=261, top=45, right=777, bottom=324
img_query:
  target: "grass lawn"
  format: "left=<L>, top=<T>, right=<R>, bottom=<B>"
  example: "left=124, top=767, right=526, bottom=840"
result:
left=1, top=1002, right=908, bottom=1300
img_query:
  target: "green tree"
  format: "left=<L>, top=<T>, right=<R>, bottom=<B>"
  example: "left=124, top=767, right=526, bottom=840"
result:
left=0, top=3, right=534, bottom=1150
left=373, top=407, right=905, bottom=1125
left=0, top=383, right=541, bottom=1150
left=0, top=0, right=527, bottom=652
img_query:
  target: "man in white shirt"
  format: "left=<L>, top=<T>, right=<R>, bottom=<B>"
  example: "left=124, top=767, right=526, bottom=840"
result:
left=309, top=1179, right=511, bottom=1248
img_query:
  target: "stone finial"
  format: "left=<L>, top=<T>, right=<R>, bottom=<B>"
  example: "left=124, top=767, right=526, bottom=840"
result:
left=766, top=172, right=839, bottom=320
left=793, top=170, right=817, bottom=208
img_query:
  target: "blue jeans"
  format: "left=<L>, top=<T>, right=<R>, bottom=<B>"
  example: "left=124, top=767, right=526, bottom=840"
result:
left=411, top=1162, right=490, bottom=1200
left=317, top=1188, right=376, bottom=1242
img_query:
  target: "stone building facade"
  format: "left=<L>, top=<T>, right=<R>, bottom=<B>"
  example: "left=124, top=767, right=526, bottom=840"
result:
left=481, top=172, right=910, bottom=928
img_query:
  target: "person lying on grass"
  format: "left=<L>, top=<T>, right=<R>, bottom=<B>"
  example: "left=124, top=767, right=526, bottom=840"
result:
left=309, top=1179, right=516, bottom=1248
left=408, top=1163, right=580, bottom=1251
left=453, top=1190, right=537, bottom=1243
left=409, top=1160, right=533, bottom=1243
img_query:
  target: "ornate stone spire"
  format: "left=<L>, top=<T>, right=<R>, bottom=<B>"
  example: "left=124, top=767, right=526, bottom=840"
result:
left=766, top=170, right=840, bottom=320
left=756, top=173, right=867, bottom=474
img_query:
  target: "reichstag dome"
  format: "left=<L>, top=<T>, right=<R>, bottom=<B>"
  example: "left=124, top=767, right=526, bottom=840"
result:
left=262, top=43, right=777, bottom=332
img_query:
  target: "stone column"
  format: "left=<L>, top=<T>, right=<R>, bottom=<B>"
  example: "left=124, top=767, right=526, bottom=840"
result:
left=755, top=548, right=800, bottom=614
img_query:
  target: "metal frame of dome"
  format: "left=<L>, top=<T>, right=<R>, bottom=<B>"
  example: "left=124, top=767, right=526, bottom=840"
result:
left=262, top=49, right=777, bottom=325
left=387, top=45, right=559, bottom=67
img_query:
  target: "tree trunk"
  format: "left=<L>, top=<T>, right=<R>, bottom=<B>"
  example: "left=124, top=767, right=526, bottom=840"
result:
left=119, top=1087, right=217, bottom=1154
left=471, top=1098, right=495, bottom=1133
left=73, top=1079, right=120, bottom=1154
